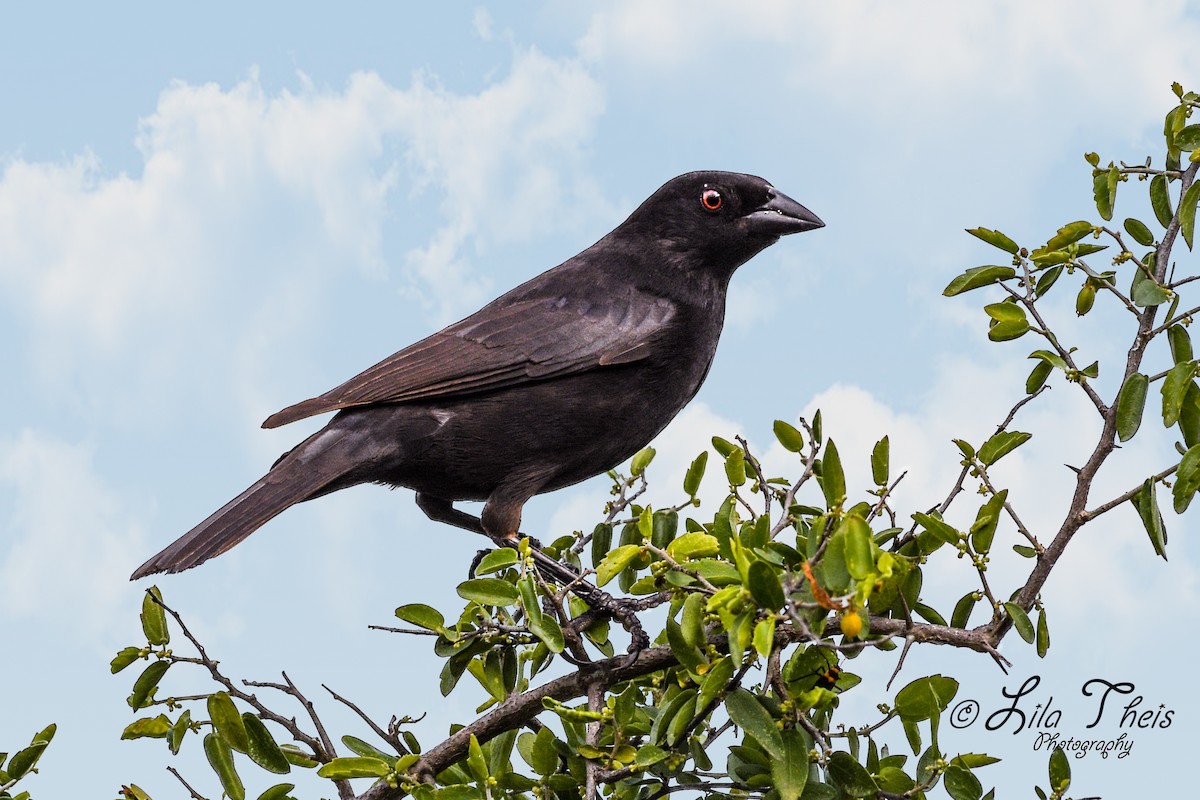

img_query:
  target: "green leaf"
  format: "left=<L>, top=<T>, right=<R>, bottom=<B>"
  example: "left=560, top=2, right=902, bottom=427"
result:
left=951, top=593, right=977, bottom=629
left=1131, top=479, right=1168, bottom=560
left=913, top=602, right=947, bottom=626
left=1048, top=746, right=1071, bottom=790
left=650, top=688, right=698, bottom=746
left=944, top=765, right=983, bottom=800
left=667, top=532, right=720, bottom=561
left=951, top=753, right=1002, bottom=769
left=1026, top=360, right=1052, bottom=394
left=1094, top=168, right=1117, bottom=220
left=665, top=693, right=698, bottom=747
left=977, top=430, right=1032, bottom=466
left=843, top=516, right=874, bottom=579
left=1036, top=607, right=1050, bottom=658
left=912, top=512, right=961, bottom=546
left=243, top=713, right=291, bottom=774
left=1076, top=283, right=1096, bottom=316
left=474, top=548, right=518, bottom=576
left=711, top=436, right=738, bottom=457
left=528, top=612, right=565, bottom=654
left=697, top=656, right=734, bottom=711
left=725, top=689, right=783, bottom=759
left=634, top=744, right=671, bottom=768
left=111, top=646, right=142, bottom=674
left=902, top=719, right=921, bottom=755
left=1172, top=444, right=1200, bottom=513
left=204, top=732, right=246, bottom=800
left=985, top=302, right=1030, bottom=341
left=1124, top=217, right=1155, bottom=246
left=257, top=785, right=297, bottom=800
left=820, top=440, right=846, bottom=508
left=280, top=744, right=319, bottom=768
left=630, top=446, right=656, bottom=477
left=1179, top=124, right=1200, bottom=151
left=1182, top=382, right=1200, bottom=447
left=5, top=729, right=52, bottom=781
left=1035, top=265, right=1063, bottom=297
left=1004, top=602, right=1035, bottom=643
left=753, top=617, right=776, bottom=658
left=747, top=561, right=784, bottom=610
left=121, top=715, right=172, bottom=740
left=169, top=709, right=192, bottom=755
left=394, top=604, right=446, bottom=632
left=596, top=544, right=642, bottom=585
left=1169, top=325, right=1194, bottom=364
left=466, top=734, right=488, bottom=783
left=827, top=751, right=878, bottom=797
left=208, top=692, right=250, bottom=753
left=875, top=766, right=916, bottom=793
left=681, top=591, right=707, bottom=648
left=895, top=675, right=959, bottom=722
left=1181, top=181, right=1200, bottom=250
left=316, top=756, right=392, bottom=779
left=771, top=729, right=811, bottom=800
left=1151, top=174, right=1173, bottom=228
left=1117, top=372, right=1149, bottom=442
left=529, top=727, right=558, bottom=776
left=871, top=436, right=889, bottom=485
left=127, top=660, right=170, bottom=709
left=343, top=735, right=398, bottom=763
left=1045, top=220, right=1094, bottom=251
left=457, top=578, right=519, bottom=607
left=1166, top=103, right=1187, bottom=160
left=969, top=490, right=1006, bottom=554
left=683, top=451, right=708, bottom=496
left=651, top=509, right=678, bottom=550
left=1161, top=361, right=1196, bottom=426
left=966, top=227, right=1019, bottom=254
left=140, top=587, right=169, bottom=646
left=773, top=420, right=805, bottom=453
left=988, top=319, right=1027, bottom=340
left=589, top=522, right=613, bottom=567
left=724, top=447, right=746, bottom=486
left=1131, top=266, right=1171, bottom=307
left=943, top=266, right=1017, bottom=296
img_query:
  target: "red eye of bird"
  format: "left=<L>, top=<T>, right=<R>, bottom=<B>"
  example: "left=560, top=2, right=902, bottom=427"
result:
left=701, top=188, right=723, bottom=211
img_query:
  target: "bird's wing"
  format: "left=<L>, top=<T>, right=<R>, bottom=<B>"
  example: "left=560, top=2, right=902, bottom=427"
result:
left=262, top=292, right=676, bottom=428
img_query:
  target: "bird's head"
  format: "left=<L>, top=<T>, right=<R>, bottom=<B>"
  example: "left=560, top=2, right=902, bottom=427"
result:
left=622, top=170, right=824, bottom=274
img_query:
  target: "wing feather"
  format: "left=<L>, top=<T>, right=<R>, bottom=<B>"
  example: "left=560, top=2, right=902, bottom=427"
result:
left=262, top=293, right=675, bottom=428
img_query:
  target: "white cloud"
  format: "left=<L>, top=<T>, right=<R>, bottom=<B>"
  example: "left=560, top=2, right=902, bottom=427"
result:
left=395, top=47, right=605, bottom=322
left=0, top=47, right=606, bottom=426
left=580, top=0, right=1200, bottom=124
left=0, top=431, right=145, bottom=640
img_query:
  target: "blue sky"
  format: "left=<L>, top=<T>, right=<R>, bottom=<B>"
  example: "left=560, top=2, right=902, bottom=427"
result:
left=3, top=2, right=1199, bottom=797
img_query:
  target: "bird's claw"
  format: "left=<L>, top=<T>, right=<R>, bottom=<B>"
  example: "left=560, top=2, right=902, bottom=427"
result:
left=467, top=548, right=493, bottom=578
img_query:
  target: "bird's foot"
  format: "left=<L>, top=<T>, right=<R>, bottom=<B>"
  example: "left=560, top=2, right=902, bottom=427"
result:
left=467, top=548, right=493, bottom=578
left=492, top=533, right=646, bottom=667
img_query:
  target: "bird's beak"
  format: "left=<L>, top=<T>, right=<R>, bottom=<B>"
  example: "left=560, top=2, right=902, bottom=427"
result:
left=743, top=188, right=824, bottom=236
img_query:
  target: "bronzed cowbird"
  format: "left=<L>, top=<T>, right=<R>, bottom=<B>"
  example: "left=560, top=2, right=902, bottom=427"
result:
left=131, top=171, right=822, bottom=580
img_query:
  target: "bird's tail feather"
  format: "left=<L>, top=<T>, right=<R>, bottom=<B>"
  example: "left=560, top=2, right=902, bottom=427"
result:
left=131, top=442, right=346, bottom=580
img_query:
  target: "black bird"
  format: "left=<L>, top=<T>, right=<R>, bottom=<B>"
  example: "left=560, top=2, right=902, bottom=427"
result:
left=131, top=171, right=822, bottom=580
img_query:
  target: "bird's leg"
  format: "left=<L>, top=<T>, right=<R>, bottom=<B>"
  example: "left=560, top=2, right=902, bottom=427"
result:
left=417, top=493, right=648, bottom=660
left=415, top=494, right=498, bottom=576
left=415, top=493, right=488, bottom=535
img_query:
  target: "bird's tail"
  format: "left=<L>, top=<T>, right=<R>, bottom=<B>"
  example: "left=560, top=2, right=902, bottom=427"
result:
left=130, top=431, right=352, bottom=579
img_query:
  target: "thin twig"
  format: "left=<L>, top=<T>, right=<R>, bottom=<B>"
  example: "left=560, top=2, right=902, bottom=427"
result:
left=165, top=767, right=208, bottom=800
left=323, top=684, right=407, bottom=755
